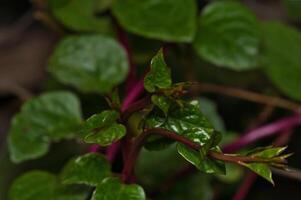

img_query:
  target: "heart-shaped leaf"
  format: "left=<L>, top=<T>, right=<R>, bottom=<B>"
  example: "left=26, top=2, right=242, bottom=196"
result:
left=261, top=22, right=301, bottom=100
left=112, top=0, right=197, bottom=42
left=9, top=171, right=88, bottom=200
left=81, top=110, right=126, bottom=146
left=48, top=35, right=129, bottom=94
left=144, top=49, right=172, bottom=93
left=193, top=1, right=260, bottom=70
left=8, top=91, right=82, bottom=163
left=61, top=153, right=112, bottom=186
left=92, top=177, right=145, bottom=200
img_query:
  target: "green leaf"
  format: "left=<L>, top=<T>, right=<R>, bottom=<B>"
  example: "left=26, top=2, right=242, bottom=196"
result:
left=151, top=95, right=171, bottom=115
left=61, top=153, right=111, bottom=186
left=145, top=101, right=225, bottom=174
left=193, top=1, right=260, bottom=70
left=8, top=91, right=82, bottom=163
left=48, top=35, right=129, bottom=94
left=8, top=114, right=50, bottom=164
left=199, top=131, right=222, bottom=158
left=92, top=177, right=145, bottom=200
left=49, top=0, right=112, bottom=33
left=9, top=171, right=88, bottom=200
left=112, top=0, right=197, bottom=42
left=85, top=123, right=126, bottom=146
left=81, top=110, right=126, bottom=146
left=282, top=0, right=301, bottom=20
left=247, top=146, right=287, bottom=158
left=241, top=163, right=274, bottom=185
left=82, top=110, right=119, bottom=131
left=145, top=101, right=214, bottom=140
left=261, top=22, right=301, bottom=100
left=144, top=49, right=172, bottom=93
left=177, top=144, right=225, bottom=174
left=9, top=171, right=56, bottom=200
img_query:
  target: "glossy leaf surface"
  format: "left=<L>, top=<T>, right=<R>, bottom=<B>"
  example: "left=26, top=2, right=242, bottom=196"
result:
left=145, top=101, right=225, bottom=173
left=92, top=177, right=145, bottom=200
left=144, top=49, right=172, bottom=92
left=81, top=110, right=126, bottom=146
left=194, top=1, right=260, bottom=70
left=48, top=35, right=128, bottom=93
left=61, top=153, right=111, bottom=186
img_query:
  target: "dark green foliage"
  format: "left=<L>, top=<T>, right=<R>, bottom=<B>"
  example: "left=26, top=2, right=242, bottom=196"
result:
left=6, top=0, right=299, bottom=199
left=112, top=0, right=197, bottom=42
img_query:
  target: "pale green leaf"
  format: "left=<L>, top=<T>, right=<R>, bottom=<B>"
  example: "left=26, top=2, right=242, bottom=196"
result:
left=8, top=91, right=82, bottom=163
left=48, top=35, right=129, bottom=93
left=112, top=0, right=197, bottom=42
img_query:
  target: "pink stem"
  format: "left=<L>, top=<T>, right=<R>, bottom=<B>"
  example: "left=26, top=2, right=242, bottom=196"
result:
left=115, top=22, right=137, bottom=92
left=121, top=79, right=144, bottom=112
left=223, top=114, right=301, bottom=153
left=105, top=24, right=145, bottom=162
left=89, top=144, right=100, bottom=153
left=106, top=141, right=121, bottom=163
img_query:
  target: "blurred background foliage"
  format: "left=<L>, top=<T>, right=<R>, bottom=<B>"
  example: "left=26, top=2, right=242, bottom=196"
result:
left=1, top=0, right=301, bottom=199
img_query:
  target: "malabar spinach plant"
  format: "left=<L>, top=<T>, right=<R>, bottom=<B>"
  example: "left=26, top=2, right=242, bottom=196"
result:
left=7, top=0, right=301, bottom=199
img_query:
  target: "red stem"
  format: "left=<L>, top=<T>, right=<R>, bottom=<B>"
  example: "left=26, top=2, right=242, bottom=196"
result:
left=223, top=113, right=301, bottom=153
left=122, top=128, right=282, bottom=183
